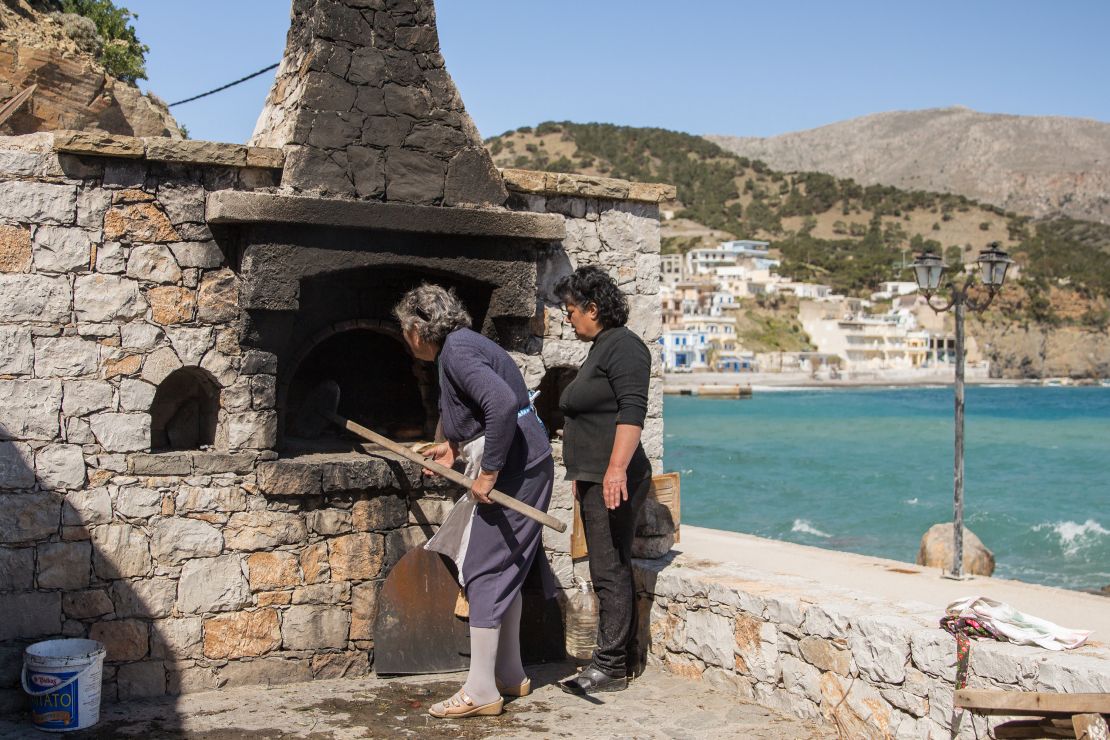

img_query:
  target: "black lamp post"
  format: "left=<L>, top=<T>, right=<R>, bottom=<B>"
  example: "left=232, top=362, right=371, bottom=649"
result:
left=912, top=242, right=1013, bottom=578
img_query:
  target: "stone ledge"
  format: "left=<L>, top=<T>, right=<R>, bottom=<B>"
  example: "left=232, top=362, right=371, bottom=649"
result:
left=128, top=451, right=260, bottom=476
left=144, top=138, right=246, bottom=167
left=256, top=452, right=430, bottom=496
left=635, top=549, right=1110, bottom=738
left=49, top=130, right=284, bottom=170
left=52, top=130, right=144, bottom=158
left=500, top=168, right=677, bottom=203
left=206, top=190, right=566, bottom=240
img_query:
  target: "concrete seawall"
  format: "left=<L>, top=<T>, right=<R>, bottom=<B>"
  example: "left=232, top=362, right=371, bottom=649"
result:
left=635, top=526, right=1110, bottom=738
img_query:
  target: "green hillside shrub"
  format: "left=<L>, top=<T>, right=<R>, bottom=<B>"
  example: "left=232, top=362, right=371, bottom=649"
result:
left=59, top=0, right=148, bottom=83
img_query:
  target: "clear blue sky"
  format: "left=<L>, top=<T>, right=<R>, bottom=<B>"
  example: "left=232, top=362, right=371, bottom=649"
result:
left=128, top=1, right=1110, bottom=144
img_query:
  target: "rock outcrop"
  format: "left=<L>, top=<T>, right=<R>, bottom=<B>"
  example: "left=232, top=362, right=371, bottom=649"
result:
left=917, top=522, right=995, bottom=576
left=0, top=0, right=181, bottom=137
left=973, top=321, right=1110, bottom=379
left=708, top=107, right=1110, bottom=225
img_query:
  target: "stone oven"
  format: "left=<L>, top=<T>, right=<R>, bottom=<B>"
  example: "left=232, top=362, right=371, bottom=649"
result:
left=210, top=0, right=565, bottom=472
left=0, top=0, right=671, bottom=707
left=235, top=228, right=544, bottom=455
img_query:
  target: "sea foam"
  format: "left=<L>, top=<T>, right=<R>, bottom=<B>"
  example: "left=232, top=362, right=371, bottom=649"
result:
left=792, top=519, right=831, bottom=538
left=1033, top=519, right=1109, bottom=557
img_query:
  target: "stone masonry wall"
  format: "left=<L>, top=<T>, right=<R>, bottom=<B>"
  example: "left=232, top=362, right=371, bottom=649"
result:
left=0, top=130, right=673, bottom=709
left=0, top=130, right=346, bottom=710
left=635, top=555, right=1110, bottom=739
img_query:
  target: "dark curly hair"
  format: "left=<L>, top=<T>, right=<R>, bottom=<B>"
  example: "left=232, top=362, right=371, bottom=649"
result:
left=554, top=265, right=629, bottom=328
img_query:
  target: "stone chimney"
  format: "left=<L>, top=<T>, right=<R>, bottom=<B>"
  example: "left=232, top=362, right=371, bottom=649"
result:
left=251, top=0, right=507, bottom=207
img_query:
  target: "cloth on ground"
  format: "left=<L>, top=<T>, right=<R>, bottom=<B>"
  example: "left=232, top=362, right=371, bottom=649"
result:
left=940, top=614, right=996, bottom=690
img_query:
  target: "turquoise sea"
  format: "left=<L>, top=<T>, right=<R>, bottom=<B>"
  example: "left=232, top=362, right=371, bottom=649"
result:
left=663, top=387, right=1110, bottom=591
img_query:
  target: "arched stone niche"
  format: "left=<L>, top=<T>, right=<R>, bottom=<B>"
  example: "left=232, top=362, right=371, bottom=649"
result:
left=149, top=367, right=220, bottom=451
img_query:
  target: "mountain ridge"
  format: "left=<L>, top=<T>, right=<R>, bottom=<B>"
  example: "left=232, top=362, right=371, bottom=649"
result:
left=706, top=107, right=1110, bottom=225
left=488, top=121, right=1110, bottom=378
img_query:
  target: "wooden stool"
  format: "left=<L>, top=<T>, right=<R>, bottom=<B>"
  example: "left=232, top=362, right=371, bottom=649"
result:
left=955, top=689, right=1110, bottom=739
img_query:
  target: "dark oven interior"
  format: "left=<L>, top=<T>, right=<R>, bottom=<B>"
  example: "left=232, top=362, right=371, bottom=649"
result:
left=270, top=266, right=495, bottom=454
left=235, top=221, right=543, bottom=460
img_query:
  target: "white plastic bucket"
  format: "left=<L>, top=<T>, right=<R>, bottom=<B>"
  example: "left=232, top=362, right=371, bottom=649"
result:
left=22, top=639, right=105, bottom=733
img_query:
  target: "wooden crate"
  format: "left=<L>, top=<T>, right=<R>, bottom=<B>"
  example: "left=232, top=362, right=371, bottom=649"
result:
left=652, top=472, right=681, bottom=543
left=570, top=472, right=681, bottom=559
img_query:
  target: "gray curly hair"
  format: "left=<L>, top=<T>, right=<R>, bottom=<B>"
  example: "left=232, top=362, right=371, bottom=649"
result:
left=393, top=283, right=472, bottom=345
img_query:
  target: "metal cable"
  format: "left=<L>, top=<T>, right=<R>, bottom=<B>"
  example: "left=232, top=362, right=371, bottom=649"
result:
left=168, top=63, right=279, bottom=107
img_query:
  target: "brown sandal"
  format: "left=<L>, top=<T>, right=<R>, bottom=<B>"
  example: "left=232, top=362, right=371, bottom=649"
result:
left=428, top=688, right=504, bottom=718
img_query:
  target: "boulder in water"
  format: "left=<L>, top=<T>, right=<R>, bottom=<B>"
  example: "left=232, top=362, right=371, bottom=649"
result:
left=916, top=523, right=995, bottom=576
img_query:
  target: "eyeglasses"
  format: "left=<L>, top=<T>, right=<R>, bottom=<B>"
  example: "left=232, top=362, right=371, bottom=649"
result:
left=560, top=302, right=594, bottom=318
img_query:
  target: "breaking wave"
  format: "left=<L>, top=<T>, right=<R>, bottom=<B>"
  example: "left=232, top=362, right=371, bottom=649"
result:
left=791, top=519, right=831, bottom=538
left=1033, top=519, right=1109, bottom=557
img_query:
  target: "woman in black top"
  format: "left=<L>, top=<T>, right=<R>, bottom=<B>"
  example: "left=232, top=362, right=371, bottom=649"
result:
left=555, top=266, right=652, bottom=695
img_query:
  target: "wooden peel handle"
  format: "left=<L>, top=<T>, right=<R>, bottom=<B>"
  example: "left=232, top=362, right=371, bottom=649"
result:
left=327, top=412, right=567, bottom=533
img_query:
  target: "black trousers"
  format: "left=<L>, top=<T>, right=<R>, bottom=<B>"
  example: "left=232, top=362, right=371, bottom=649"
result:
left=577, top=477, right=651, bottom=677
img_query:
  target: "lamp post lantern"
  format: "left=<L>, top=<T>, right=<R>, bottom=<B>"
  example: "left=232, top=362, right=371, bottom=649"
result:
left=912, top=242, right=1012, bottom=578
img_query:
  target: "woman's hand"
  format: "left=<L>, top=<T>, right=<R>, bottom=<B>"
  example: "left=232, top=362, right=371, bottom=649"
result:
left=470, top=469, right=498, bottom=504
left=422, top=442, right=457, bottom=476
left=601, top=424, right=641, bottom=510
left=602, top=466, right=628, bottom=510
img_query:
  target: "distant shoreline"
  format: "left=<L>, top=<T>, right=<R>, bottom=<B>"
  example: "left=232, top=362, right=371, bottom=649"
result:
left=663, top=370, right=1105, bottom=391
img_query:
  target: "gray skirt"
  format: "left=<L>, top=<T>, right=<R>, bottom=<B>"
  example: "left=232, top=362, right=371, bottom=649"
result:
left=460, top=455, right=554, bottom=628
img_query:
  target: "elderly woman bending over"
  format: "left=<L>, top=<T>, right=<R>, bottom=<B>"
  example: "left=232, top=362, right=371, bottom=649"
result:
left=393, top=283, right=553, bottom=719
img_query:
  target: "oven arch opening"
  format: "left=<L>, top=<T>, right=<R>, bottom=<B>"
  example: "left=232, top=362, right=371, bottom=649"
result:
left=284, top=327, right=432, bottom=451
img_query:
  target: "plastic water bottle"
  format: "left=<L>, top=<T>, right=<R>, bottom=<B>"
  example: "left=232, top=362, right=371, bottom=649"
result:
left=564, top=579, right=599, bottom=661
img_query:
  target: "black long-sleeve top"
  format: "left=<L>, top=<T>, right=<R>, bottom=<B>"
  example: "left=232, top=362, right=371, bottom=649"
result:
left=558, top=326, right=652, bottom=483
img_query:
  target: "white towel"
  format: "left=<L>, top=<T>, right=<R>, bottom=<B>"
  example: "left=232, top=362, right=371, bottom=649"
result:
left=423, top=437, right=484, bottom=586
left=946, top=596, right=1091, bottom=650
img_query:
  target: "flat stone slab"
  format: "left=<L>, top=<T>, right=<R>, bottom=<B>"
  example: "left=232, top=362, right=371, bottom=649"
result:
left=501, top=167, right=678, bottom=203
left=0, top=663, right=830, bottom=739
left=257, top=447, right=433, bottom=496
left=128, top=451, right=259, bottom=476
left=206, top=191, right=566, bottom=240
left=49, top=130, right=282, bottom=169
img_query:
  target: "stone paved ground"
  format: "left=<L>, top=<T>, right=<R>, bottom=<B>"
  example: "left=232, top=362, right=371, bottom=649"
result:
left=0, top=662, right=833, bottom=739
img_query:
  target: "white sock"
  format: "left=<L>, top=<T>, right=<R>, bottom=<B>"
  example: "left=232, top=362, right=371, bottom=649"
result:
left=463, top=625, right=500, bottom=705
left=495, top=592, right=527, bottom=687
